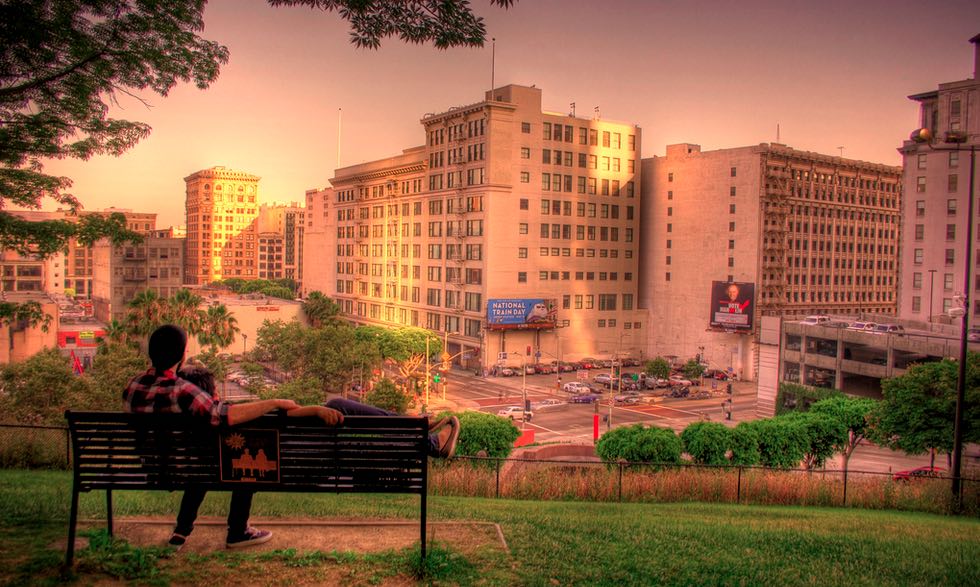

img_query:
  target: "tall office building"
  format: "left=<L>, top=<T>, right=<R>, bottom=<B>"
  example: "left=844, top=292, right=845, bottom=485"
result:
left=641, top=143, right=902, bottom=379
left=184, top=167, right=260, bottom=285
left=64, top=208, right=157, bottom=298
left=897, top=34, right=980, bottom=323
left=304, top=85, right=644, bottom=369
left=257, top=202, right=305, bottom=286
left=91, top=237, right=185, bottom=323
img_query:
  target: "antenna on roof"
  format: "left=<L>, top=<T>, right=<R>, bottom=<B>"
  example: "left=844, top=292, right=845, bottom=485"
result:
left=776, top=123, right=780, bottom=143
left=594, top=106, right=600, bottom=120
left=570, top=102, right=575, bottom=117
left=490, top=37, right=496, bottom=95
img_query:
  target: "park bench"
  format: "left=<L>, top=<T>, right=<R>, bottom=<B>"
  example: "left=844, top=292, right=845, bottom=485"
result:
left=64, top=410, right=428, bottom=566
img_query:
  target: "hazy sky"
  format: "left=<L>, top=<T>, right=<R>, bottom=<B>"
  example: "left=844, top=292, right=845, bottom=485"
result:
left=41, top=0, right=980, bottom=228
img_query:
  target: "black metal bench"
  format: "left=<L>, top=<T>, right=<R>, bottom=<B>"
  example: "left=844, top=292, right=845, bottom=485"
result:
left=64, top=410, right=428, bottom=566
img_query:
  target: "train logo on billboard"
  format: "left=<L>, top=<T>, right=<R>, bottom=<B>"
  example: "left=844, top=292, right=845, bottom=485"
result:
left=487, top=299, right=557, bottom=330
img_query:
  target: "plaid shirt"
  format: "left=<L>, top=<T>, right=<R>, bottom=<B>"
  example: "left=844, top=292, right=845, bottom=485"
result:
left=122, top=368, right=229, bottom=427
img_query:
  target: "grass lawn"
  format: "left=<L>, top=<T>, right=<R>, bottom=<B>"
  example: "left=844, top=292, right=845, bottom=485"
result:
left=1, top=469, right=978, bottom=586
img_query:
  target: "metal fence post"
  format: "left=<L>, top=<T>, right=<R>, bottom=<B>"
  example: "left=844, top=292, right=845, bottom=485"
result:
left=618, top=462, right=624, bottom=502
left=737, top=466, right=742, bottom=503
left=495, top=457, right=501, bottom=498
left=65, top=428, right=71, bottom=468
left=842, top=467, right=848, bottom=507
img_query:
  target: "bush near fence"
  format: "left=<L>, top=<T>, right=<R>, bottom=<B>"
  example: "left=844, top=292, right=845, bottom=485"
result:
left=0, top=424, right=70, bottom=470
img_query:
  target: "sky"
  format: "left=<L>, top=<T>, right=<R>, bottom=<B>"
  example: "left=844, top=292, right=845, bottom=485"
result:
left=40, top=0, right=980, bottom=228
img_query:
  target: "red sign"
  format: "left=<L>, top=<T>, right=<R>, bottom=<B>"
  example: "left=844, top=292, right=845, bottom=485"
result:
left=256, top=306, right=280, bottom=312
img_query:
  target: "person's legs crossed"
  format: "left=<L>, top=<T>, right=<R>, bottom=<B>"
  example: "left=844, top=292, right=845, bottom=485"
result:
left=226, top=489, right=254, bottom=536
left=174, top=488, right=207, bottom=536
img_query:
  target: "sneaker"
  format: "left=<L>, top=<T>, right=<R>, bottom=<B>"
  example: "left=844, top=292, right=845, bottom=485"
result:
left=167, top=532, right=187, bottom=551
left=226, top=527, right=273, bottom=549
left=436, top=416, right=461, bottom=459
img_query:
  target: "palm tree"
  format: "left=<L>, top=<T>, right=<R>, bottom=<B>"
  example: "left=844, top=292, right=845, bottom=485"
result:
left=125, top=289, right=164, bottom=336
left=102, top=319, right=131, bottom=347
left=303, top=291, right=342, bottom=328
left=198, top=304, right=240, bottom=352
left=165, top=288, right=204, bottom=335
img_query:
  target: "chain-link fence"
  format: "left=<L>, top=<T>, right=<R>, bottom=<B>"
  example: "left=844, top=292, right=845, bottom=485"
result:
left=2, top=422, right=977, bottom=515
left=0, top=423, right=70, bottom=469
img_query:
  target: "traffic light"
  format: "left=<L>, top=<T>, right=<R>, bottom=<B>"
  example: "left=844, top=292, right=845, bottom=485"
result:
left=433, top=372, right=442, bottom=384
left=613, top=364, right=621, bottom=378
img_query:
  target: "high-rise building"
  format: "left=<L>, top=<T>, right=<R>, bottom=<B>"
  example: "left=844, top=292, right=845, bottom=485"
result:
left=257, top=202, right=305, bottom=286
left=304, top=85, right=644, bottom=369
left=640, top=143, right=902, bottom=379
left=897, top=34, right=980, bottom=323
left=91, top=236, right=185, bottom=323
left=184, top=166, right=260, bottom=285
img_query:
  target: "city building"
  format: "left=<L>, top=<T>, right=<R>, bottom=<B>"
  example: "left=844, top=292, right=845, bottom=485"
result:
left=186, top=292, right=306, bottom=357
left=302, top=186, right=333, bottom=297
left=91, top=236, right=185, bottom=323
left=1, top=248, right=64, bottom=295
left=0, top=292, right=59, bottom=363
left=897, top=34, right=980, bottom=324
left=257, top=202, right=305, bottom=285
left=640, top=143, right=902, bottom=380
left=64, top=208, right=157, bottom=298
left=304, top=85, right=644, bottom=371
left=184, top=166, right=260, bottom=285
left=57, top=316, right=107, bottom=373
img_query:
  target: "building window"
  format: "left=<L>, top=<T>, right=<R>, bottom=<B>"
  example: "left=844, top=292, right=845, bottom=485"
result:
left=912, top=296, right=921, bottom=312
left=914, top=248, right=923, bottom=264
left=947, top=224, right=956, bottom=240
left=730, top=186, right=736, bottom=197
left=944, top=273, right=954, bottom=290
left=518, top=272, right=527, bottom=283
left=917, top=177, right=926, bottom=192
left=730, top=166, right=737, bottom=177
left=916, top=200, right=925, bottom=217
left=519, top=198, right=529, bottom=210
left=668, top=172, right=674, bottom=182
left=915, top=224, right=924, bottom=240
left=729, top=204, right=736, bottom=214
left=945, top=249, right=955, bottom=266
left=521, top=147, right=530, bottom=159
left=518, top=247, right=527, bottom=258
left=521, top=122, right=530, bottom=133
left=948, top=199, right=957, bottom=215
left=950, top=151, right=959, bottom=168
left=912, top=272, right=922, bottom=288
left=948, top=174, right=958, bottom=192
left=917, top=154, right=927, bottom=169
left=519, top=223, right=528, bottom=234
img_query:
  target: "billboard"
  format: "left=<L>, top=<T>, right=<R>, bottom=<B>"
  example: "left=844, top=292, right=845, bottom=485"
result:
left=709, top=281, right=755, bottom=331
left=487, top=299, right=557, bottom=330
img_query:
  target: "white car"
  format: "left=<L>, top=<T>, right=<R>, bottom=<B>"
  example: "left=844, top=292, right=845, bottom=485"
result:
left=497, top=406, right=533, bottom=420
left=669, top=375, right=692, bottom=387
left=847, top=321, right=877, bottom=332
left=562, top=381, right=590, bottom=393
left=535, top=399, right=563, bottom=409
left=800, top=315, right=831, bottom=325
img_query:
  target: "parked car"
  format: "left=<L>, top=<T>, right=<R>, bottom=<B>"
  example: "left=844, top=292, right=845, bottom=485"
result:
left=558, top=362, right=576, bottom=372
left=569, top=393, right=602, bottom=404
left=614, top=393, right=641, bottom=405
left=535, top=364, right=555, bottom=375
left=535, top=399, right=564, bottom=409
left=669, top=375, right=692, bottom=387
left=497, top=406, right=533, bottom=420
left=847, top=321, right=877, bottom=332
left=800, top=315, right=831, bottom=325
left=524, top=365, right=536, bottom=375
left=969, top=327, right=980, bottom=342
left=498, top=367, right=516, bottom=377
left=580, top=357, right=598, bottom=369
left=873, top=324, right=905, bottom=336
left=703, top=369, right=729, bottom=381
left=689, top=390, right=712, bottom=400
left=893, top=466, right=945, bottom=481
left=562, top=381, right=591, bottom=394
left=594, top=373, right=613, bottom=385
left=667, top=385, right=690, bottom=398
left=647, top=377, right=670, bottom=389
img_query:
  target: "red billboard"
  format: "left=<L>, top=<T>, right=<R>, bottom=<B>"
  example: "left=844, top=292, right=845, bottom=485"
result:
left=709, top=281, right=755, bottom=331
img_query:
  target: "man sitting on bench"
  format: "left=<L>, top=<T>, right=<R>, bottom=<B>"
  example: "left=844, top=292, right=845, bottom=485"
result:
left=123, top=324, right=345, bottom=550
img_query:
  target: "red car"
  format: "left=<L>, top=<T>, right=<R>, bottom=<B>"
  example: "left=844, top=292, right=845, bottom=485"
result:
left=892, top=466, right=945, bottom=481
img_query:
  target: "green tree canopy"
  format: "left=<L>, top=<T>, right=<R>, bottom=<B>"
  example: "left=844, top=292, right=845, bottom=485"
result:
left=365, top=378, right=410, bottom=413
left=644, top=357, right=671, bottom=380
left=681, top=421, right=731, bottom=465
left=809, top=395, right=877, bottom=471
left=454, top=410, right=520, bottom=461
left=782, top=411, right=847, bottom=470
left=872, top=356, right=980, bottom=456
left=681, top=358, right=706, bottom=382
left=596, top=424, right=682, bottom=467
left=729, top=422, right=760, bottom=466
left=303, top=291, right=342, bottom=328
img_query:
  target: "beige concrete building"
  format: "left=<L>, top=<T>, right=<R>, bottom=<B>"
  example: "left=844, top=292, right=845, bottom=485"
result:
left=897, top=34, right=980, bottom=324
left=302, top=187, right=334, bottom=298
left=641, top=143, right=902, bottom=379
left=184, top=167, right=260, bottom=285
left=257, top=202, right=305, bottom=286
left=65, top=208, right=157, bottom=298
left=91, top=237, right=185, bottom=323
left=1, top=248, right=64, bottom=295
left=304, top=85, right=644, bottom=370
left=0, top=293, right=59, bottom=363
left=186, top=292, right=306, bottom=357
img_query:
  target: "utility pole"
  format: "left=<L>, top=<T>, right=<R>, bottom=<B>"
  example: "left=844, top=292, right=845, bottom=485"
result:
left=424, top=336, right=430, bottom=414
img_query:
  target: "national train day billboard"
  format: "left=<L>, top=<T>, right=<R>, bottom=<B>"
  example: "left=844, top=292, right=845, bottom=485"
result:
left=486, top=299, right=557, bottom=330
left=709, top=281, right=755, bottom=331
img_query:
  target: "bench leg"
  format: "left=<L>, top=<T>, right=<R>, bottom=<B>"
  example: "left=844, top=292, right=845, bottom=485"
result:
left=106, top=490, right=113, bottom=537
left=65, top=487, right=80, bottom=567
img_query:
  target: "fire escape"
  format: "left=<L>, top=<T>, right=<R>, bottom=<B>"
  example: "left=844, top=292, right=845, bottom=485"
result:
left=760, top=155, right=790, bottom=315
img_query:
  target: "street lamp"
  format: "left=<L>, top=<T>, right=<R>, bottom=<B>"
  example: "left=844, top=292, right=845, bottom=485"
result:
left=242, top=333, right=248, bottom=355
left=910, top=127, right=976, bottom=507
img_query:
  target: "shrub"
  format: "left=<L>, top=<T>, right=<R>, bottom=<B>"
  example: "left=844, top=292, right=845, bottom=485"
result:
left=681, top=421, right=731, bottom=465
left=364, top=378, right=409, bottom=413
left=452, top=411, right=520, bottom=461
left=263, top=376, right=326, bottom=406
left=595, top=424, right=682, bottom=466
left=730, top=422, right=760, bottom=465
left=752, top=418, right=808, bottom=469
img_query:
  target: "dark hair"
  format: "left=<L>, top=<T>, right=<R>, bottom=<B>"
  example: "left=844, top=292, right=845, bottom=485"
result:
left=148, top=324, right=187, bottom=371
left=178, top=365, right=216, bottom=396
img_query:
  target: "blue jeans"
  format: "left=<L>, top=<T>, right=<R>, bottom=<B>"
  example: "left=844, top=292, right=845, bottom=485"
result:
left=325, top=398, right=440, bottom=456
left=175, top=488, right=253, bottom=537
